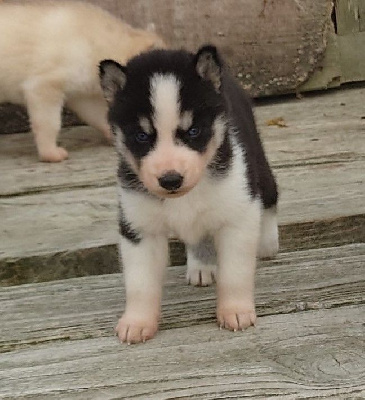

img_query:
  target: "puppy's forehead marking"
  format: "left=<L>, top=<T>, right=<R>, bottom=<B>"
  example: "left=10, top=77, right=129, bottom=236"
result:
left=139, top=117, right=152, bottom=134
left=179, top=111, right=193, bottom=131
left=150, top=73, right=181, bottom=138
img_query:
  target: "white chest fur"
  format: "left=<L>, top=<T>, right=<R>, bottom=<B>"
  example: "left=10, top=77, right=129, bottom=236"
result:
left=119, top=145, right=257, bottom=245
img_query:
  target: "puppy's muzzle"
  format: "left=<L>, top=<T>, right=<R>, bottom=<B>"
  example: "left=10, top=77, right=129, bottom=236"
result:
left=158, top=171, right=184, bottom=191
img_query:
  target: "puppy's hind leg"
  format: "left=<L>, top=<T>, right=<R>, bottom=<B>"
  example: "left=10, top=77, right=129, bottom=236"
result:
left=23, top=79, right=67, bottom=162
left=186, top=237, right=217, bottom=287
left=258, top=206, right=279, bottom=259
left=66, top=95, right=112, bottom=143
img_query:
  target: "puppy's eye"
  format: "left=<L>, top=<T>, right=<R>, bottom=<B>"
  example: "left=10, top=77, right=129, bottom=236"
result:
left=187, top=127, right=200, bottom=138
left=135, top=131, right=150, bottom=143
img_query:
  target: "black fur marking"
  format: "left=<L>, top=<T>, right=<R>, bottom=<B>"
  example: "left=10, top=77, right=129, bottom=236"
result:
left=117, top=158, right=146, bottom=192
left=176, top=127, right=210, bottom=152
left=176, top=113, right=217, bottom=154
left=121, top=123, right=157, bottom=160
left=221, top=71, right=278, bottom=207
left=119, top=205, right=142, bottom=244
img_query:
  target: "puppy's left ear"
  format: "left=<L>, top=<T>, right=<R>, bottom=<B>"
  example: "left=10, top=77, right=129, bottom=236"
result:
left=99, top=60, right=127, bottom=105
left=194, top=45, right=222, bottom=92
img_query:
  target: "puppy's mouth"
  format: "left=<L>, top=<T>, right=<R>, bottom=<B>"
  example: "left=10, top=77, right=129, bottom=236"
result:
left=166, top=190, right=186, bottom=198
left=154, top=187, right=192, bottom=199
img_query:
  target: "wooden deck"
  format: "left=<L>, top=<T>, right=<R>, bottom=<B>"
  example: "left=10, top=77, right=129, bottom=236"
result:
left=0, top=86, right=364, bottom=399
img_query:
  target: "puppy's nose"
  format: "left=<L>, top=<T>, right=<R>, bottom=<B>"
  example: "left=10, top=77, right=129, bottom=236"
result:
left=158, top=171, right=184, bottom=191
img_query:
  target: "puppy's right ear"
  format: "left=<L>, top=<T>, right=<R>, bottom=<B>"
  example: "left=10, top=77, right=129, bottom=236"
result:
left=99, top=60, right=127, bottom=105
left=194, top=45, right=222, bottom=93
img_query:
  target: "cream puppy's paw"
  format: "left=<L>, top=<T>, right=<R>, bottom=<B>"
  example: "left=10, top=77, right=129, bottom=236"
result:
left=115, top=314, right=158, bottom=344
left=217, top=305, right=256, bottom=331
left=186, top=264, right=216, bottom=286
left=39, top=146, right=69, bottom=163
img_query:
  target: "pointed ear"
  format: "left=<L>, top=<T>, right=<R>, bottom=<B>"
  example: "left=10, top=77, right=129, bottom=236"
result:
left=194, top=45, right=222, bottom=92
left=99, top=59, right=127, bottom=104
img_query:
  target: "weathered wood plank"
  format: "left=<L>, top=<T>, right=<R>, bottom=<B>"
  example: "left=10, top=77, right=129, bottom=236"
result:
left=301, top=0, right=365, bottom=89
left=1, top=244, right=363, bottom=352
left=0, top=126, right=116, bottom=197
left=360, top=0, right=365, bottom=32
left=2, top=87, right=364, bottom=197
left=0, top=186, right=118, bottom=259
left=335, top=0, right=362, bottom=35
left=338, top=32, right=365, bottom=83
left=280, top=214, right=364, bottom=252
left=0, top=305, right=364, bottom=399
left=1, top=213, right=363, bottom=286
left=1, top=159, right=363, bottom=258
left=1, top=159, right=363, bottom=267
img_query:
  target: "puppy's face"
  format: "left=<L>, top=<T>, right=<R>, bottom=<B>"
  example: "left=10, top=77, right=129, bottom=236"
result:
left=100, top=46, right=227, bottom=198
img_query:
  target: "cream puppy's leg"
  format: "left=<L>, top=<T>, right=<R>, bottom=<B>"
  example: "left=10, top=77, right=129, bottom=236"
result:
left=66, top=95, right=112, bottom=142
left=215, top=204, right=261, bottom=331
left=23, top=79, right=67, bottom=162
left=186, top=237, right=217, bottom=286
left=116, top=235, right=169, bottom=344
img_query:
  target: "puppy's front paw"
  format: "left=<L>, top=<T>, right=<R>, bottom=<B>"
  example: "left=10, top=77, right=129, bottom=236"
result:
left=186, top=264, right=216, bottom=286
left=217, top=305, right=256, bottom=331
left=39, top=146, right=69, bottom=162
left=115, top=314, right=158, bottom=344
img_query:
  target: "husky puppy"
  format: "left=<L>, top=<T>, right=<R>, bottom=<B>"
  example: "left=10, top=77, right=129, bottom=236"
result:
left=99, top=46, right=279, bottom=344
left=0, top=1, right=164, bottom=162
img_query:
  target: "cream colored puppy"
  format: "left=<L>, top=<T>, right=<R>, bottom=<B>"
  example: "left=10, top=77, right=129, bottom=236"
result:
left=0, top=1, right=165, bottom=162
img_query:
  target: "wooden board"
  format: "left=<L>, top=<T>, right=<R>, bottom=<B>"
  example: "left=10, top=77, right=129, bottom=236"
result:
left=0, top=244, right=364, bottom=399
left=300, top=0, right=365, bottom=91
left=2, top=86, right=364, bottom=197
left=1, top=160, right=363, bottom=257
left=1, top=244, right=363, bottom=349
left=1, top=306, right=364, bottom=399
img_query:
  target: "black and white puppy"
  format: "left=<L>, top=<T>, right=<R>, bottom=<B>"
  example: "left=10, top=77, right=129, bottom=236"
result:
left=99, top=45, right=278, bottom=344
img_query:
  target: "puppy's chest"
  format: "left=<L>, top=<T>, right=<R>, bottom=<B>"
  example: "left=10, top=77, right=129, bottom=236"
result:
left=162, top=196, right=217, bottom=243
left=123, top=180, right=235, bottom=245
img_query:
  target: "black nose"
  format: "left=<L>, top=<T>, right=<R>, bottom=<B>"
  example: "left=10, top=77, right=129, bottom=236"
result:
left=158, top=171, right=184, bottom=191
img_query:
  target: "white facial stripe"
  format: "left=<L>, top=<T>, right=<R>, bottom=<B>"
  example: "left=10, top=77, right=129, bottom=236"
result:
left=139, top=117, right=152, bottom=134
left=179, top=111, right=193, bottom=131
left=150, top=73, right=181, bottom=141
